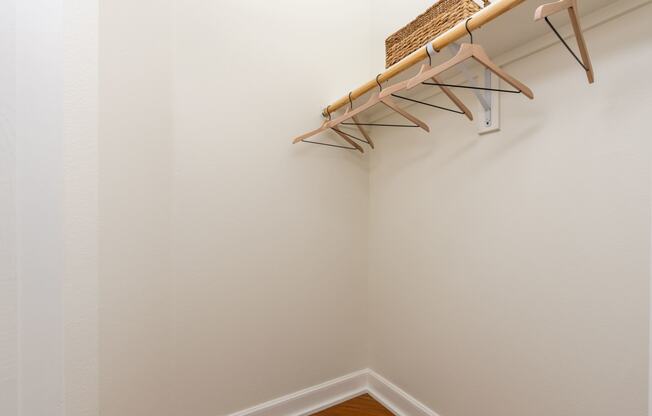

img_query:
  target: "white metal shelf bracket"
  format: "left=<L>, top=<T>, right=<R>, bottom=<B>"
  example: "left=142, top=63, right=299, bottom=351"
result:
left=447, top=42, right=500, bottom=134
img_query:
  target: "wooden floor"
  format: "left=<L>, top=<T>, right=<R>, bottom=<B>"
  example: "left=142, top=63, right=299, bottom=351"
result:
left=312, top=394, right=393, bottom=416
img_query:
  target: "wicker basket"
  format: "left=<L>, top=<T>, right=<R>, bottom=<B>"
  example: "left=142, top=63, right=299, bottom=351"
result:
left=385, top=0, right=486, bottom=68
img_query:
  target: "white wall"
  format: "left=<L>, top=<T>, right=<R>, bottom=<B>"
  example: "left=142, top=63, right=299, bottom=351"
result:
left=0, top=0, right=17, bottom=414
left=367, top=3, right=651, bottom=416
left=63, top=0, right=99, bottom=414
left=15, top=0, right=66, bottom=414
left=99, top=0, right=175, bottom=414
left=170, top=1, right=371, bottom=414
left=98, top=1, right=372, bottom=415
left=0, top=1, right=99, bottom=415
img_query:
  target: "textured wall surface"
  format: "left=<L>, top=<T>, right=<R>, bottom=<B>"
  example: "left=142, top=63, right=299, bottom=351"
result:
left=98, top=1, right=372, bottom=415
left=15, top=0, right=66, bottom=415
left=0, top=0, right=17, bottom=414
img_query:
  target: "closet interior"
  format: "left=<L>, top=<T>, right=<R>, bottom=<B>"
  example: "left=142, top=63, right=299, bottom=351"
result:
left=292, top=0, right=595, bottom=152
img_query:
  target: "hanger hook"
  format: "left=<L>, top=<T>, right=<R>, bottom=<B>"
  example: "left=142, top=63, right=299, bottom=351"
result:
left=348, top=92, right=354, bottom=111
left=465, top=18, right=473, bottom=44
left=323, top=105, right=331, bottom=121
left=376, top=74, right=383, bottom=92
left=425, top=46, right=432, bottom=66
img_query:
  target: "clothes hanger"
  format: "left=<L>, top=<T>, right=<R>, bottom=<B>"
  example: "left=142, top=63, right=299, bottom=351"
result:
left=346, top=94, right=375, bottom=149
left=292, top=77, right=431, bottom=147
left=535, top=0, right=594, bottom=84
left=351, top=115, right=374, bottom=149
left=378, top=44, right=474, bottom=121
left=405, top=18, right=534, bottom=100
left=329, top=75, right=431, bottom=133
left=295, top=106, right=365, bottom=152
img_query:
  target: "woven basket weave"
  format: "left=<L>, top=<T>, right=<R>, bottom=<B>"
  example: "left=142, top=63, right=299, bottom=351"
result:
left=385, top=0, right=485, bottom=68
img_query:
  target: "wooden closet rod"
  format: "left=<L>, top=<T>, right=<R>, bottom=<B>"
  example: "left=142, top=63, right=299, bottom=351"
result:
left=324, top=0, right=526, bottom=116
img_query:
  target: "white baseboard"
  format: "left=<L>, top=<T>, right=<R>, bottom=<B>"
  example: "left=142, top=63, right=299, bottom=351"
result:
left=227, top=370, right=368, bottom=416
left=367, top=371, right=439, bottom=416
left=226, top=369, right=438, bottom=416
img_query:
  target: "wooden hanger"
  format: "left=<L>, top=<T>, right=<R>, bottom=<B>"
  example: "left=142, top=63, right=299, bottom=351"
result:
left=535, top=0, right=594, bottom=84
left=331, top=127, right=365, bottom=152
left=327, top=78, right=430, bottom=133
left=292, top=116, right=365, bottom=153
left=351, top=115, right=374, bottom=149
left=379, top=46, right=474, bottom=121
left=332, top=96, right=375, bottom=150
left=292, top=78, right=430, bottom=147
left=406, top=20, right=533, bottom=99
left=292, top=119, right=330, bottom=144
